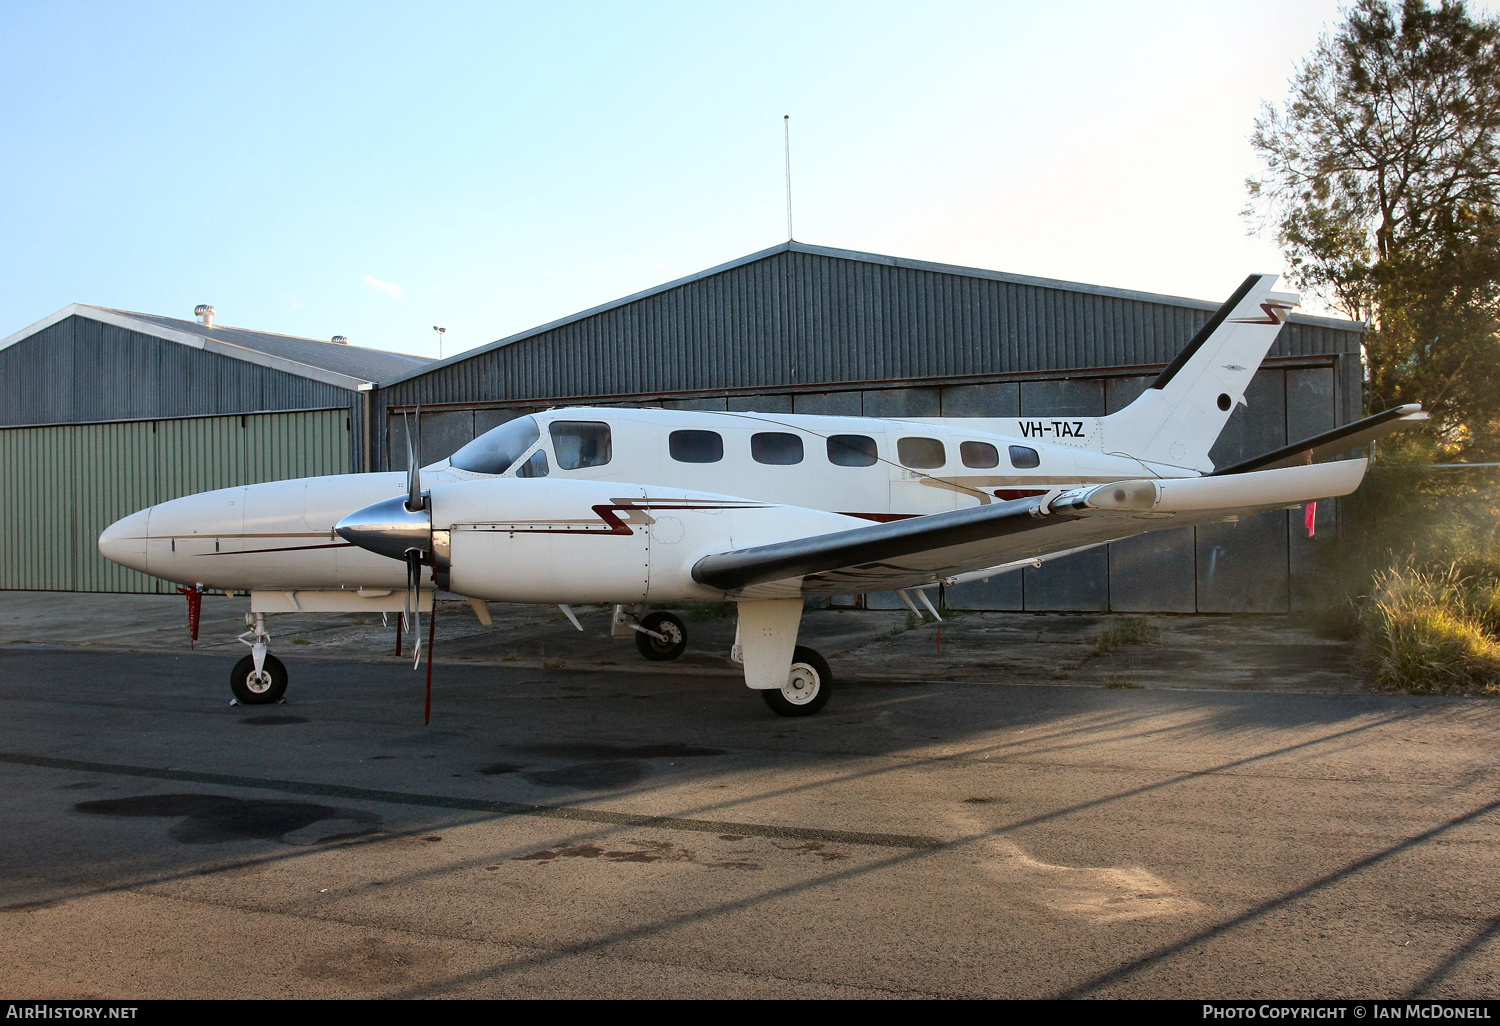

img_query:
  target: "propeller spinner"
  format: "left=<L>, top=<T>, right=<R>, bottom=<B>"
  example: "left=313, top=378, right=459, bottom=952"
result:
left=335, top=408, right=437, bottom=670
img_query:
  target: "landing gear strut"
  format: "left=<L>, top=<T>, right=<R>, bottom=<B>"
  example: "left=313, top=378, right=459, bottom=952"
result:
left=231, top=612, right=287, bottom=705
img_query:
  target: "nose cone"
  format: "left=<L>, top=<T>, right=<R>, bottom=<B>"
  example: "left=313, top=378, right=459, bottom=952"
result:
left=99, top=508, right=151, bottom=573
left=335, top=495, right=431, bottom=563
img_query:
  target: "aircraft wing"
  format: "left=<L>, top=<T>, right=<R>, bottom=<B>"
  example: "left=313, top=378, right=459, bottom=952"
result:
left=1211, top=404, right=1427, bottom=476
left=692, top=459, right=1367, bottom=597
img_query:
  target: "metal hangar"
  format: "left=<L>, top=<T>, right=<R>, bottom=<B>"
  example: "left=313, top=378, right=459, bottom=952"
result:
left=0, top=304, right=428, bottom=592
left=371, top=242, right=1366, bottom=614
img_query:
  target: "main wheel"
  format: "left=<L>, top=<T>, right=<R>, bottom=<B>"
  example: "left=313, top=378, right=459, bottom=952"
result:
left=761, top=646, right=832, bottom=716
left=635, top=611, right=688, bottom=661
left=230, top=654, right=287, bottom=705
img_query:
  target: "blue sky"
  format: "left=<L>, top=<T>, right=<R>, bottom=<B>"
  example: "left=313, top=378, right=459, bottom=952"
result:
left=1, top=1, right=1368, bottom=360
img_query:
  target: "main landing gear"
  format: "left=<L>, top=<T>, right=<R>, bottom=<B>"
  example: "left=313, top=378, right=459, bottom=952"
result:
left=761, top=646, right=832, bottom=716
left=614, top=605, right=688, bottom=662
left=230, top=612, right=287, bottom=705
left=635, top=611, right=688, bottom=661
left=733, top=598, right=835, bottom=718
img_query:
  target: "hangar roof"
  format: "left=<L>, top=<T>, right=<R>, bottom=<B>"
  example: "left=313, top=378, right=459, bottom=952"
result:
left=377, top=241, right=1365, bottom=407
left=0, top=304, right=430, bottom=390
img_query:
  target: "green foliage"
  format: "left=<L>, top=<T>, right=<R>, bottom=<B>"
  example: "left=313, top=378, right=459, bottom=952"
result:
left=1248, top=0, right=1500, bottom=456
left=1088, top=617, right=1160, bottom=657
left=1360, top=564, right=1500, bottom=692
left=1303, top=461, right=1500, bottom=692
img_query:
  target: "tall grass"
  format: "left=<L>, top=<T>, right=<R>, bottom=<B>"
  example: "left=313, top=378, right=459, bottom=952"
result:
left=1307, top=438, right=1500, bottom=695
left=1360, top=564, right=1500, bottom=694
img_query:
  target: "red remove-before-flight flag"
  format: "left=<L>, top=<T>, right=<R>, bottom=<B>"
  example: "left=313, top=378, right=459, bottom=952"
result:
left=1305, top=501, right=1317, bottom=537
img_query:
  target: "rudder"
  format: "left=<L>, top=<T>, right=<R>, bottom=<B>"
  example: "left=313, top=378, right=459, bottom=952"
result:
left=1100, top=274, right=1299, bottom=473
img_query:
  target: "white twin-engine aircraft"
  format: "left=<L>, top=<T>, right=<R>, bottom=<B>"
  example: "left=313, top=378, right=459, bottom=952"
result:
left=98, top=274, right=1425, bottom=717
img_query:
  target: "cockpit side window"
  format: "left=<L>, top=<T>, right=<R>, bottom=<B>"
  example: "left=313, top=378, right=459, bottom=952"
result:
left=449, top=415, right=540, bottom=475
left=551, top=421, right=612, bottom=469
left=1008, top=445, right=1040, bottom=469
left=516, top=450, right=549, bottom=478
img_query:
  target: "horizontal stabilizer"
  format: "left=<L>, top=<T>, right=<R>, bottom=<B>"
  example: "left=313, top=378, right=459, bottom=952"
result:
left=692, top=460, right=1368, bottom=596
left=1211, top=404, right=1427, bottom=476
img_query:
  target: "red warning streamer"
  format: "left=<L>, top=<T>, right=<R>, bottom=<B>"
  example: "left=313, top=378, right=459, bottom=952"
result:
left=176, top=586, right=202, bottom=649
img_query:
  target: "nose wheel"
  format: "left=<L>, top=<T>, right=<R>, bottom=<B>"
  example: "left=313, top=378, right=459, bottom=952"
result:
left=231, top=653, right=287, bottom=704
left=762, top=646, right=832, bottom=716
left=231, top=611, right=288, bottom=705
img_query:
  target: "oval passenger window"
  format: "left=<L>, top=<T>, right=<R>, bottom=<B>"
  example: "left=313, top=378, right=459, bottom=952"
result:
left=751, top=432, right=803, bottom=465
left=1009, top=445, right=1040, bottom=469
left=827, top=434, right=877, bottom=467
left=669, top=429, right=724, bottom=463
left=549, top=421, right=612, bottom=470
left=897, top=437, right=946, bottom=470
left=960, top=441, right=1000, bottom=469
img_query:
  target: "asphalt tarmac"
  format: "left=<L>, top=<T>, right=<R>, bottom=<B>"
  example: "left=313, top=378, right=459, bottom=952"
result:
left=2, top=643, right=1498, bottom=999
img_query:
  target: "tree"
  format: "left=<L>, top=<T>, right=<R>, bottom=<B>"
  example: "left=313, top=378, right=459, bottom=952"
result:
left=1247, top=0, right=1500, bottom=455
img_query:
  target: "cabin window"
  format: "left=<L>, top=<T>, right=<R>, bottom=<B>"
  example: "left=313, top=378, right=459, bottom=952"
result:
left=752, top=432, right=803, bottom=465
left=669, top=429, right=723, bottom=463
left=898, top=437, right=946, bottom=470
left=449, top=415, right=539, bottom=475
left=515, top=449, right=549, bottom=478
left=960, top=441, right=1000, bottom=469
left=1009, top=445, right=1040, bottom=469
left=550, top=421, right=612, bottom=469
left=827, top=434, right=877, bottom=467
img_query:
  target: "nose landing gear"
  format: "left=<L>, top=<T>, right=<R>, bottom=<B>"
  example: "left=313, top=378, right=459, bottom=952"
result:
left=231, top=612, right=287, bottom=705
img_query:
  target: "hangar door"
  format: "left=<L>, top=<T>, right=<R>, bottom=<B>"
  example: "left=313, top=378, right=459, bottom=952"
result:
left=0, top=409, right=351, bottom=593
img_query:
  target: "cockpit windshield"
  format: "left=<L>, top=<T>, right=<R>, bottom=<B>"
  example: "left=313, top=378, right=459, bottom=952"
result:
left=449, top=415, right=541, bottom=475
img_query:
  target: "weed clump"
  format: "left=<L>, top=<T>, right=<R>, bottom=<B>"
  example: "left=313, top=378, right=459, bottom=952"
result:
left=1088, top=617, right=1159, bottom=657
left=1304, top=444, right=1500, bottom=696
left=1360, top=565, right=1500, bottom=694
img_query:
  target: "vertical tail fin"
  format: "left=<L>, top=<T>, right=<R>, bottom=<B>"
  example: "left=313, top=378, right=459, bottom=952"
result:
left=1101, top=274, right=1299, bottom=472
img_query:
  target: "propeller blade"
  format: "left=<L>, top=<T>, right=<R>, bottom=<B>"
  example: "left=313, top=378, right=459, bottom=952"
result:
left=407, top=549, right=423, bottom=669
left=405, top=407, right=424, bottom=513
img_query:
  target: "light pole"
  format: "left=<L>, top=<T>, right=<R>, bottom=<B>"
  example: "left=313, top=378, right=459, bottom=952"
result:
left=433, top=326, right=446, bottom=360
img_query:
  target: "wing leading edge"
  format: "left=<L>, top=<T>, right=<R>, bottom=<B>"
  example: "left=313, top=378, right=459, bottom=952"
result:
left=692, top=459, right=1368, bottom=597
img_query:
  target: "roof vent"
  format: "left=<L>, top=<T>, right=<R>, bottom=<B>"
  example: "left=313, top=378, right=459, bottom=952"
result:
left=194, top=304, right=216, bottom=328
left=331, top=335, right=349, bottom=345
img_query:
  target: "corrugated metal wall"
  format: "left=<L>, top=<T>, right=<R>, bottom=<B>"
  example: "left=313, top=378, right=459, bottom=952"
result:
left=0, top=316, right=355, bottom=428
left=377, top=247, right=1360, bottom=411
left=0, top=409, right=350, bottom=593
